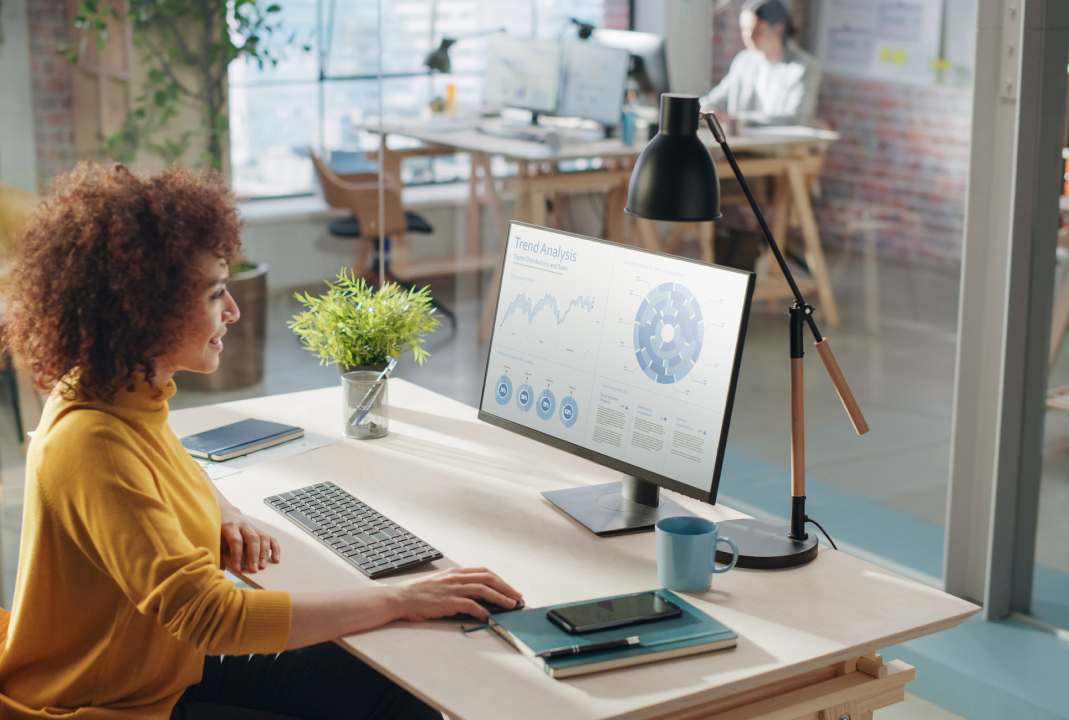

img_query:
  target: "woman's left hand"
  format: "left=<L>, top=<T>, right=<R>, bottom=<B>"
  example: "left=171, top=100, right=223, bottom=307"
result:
left=219, top=505, right=281, bottom=574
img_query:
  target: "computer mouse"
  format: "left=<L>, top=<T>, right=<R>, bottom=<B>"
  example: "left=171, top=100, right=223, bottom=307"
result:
left=447, top=598, right=525, bottom=622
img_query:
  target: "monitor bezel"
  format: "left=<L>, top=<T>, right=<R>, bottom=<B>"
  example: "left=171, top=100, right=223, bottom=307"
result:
left=477, top=221, right=755, bottom=506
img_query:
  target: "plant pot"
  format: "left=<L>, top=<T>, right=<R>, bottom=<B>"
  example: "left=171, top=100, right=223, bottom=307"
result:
left=175, top=262, right=267, bottom=392
left=337, top=362, right=389, bottom=376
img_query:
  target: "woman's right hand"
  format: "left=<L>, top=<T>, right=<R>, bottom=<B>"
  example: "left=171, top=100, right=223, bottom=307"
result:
left=393, top=567, right=523, bottom=622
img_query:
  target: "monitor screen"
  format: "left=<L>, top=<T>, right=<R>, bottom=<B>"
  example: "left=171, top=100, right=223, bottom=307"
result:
left=590, top=29, right=670, bottom=97
left=478, top=222, right=754, bottom=504
left=558, top=41, right=631, bottom=127
left=483, top=35, right=561, bottom=113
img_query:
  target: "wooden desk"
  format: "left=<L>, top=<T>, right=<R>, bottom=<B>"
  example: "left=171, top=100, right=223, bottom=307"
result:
left=169, top=381, right=978, bottom=720
left=376, top=121, right=841, bottom=339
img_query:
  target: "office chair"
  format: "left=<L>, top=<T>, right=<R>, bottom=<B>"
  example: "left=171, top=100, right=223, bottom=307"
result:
left=309, top=151, right=456, bottom=329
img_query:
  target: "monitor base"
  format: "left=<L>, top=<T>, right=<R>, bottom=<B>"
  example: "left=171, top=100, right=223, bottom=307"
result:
left=542, top=480, right=694, bottom=535
left=713, top=518, right=818, bottom=569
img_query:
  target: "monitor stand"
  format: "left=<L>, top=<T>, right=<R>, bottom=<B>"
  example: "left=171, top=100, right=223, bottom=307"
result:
left=542, top=474, right=694, bottom=535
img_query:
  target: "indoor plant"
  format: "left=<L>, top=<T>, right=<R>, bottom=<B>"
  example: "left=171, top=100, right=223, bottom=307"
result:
left=289, top=270, right=442, bottom=372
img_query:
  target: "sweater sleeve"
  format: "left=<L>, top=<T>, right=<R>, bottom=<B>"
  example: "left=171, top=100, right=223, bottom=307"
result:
left=701, top=55, right=743, bottom=113
left=40, top=420, right=291, bottom=656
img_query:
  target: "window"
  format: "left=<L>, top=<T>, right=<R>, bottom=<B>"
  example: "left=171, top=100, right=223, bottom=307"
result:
left=229, top=0, right=608, bottom=198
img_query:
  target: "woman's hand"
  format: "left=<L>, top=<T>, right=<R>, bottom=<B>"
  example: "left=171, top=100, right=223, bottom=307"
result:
left=393, top=567, right=523, bottom=622
left=219, top=504, right=281, bottom=574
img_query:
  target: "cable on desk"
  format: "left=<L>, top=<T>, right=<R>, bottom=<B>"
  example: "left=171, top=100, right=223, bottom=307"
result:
left=805, top=516, right=837, bottom=550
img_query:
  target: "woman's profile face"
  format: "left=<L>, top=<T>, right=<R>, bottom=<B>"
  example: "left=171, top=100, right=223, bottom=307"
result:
left=740, top=11, right=784, bottom=55
left=156, top=253, right=240, bottom=379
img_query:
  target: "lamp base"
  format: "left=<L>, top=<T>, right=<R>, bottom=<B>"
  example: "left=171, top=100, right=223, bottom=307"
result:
left=713, top=518, right=819, bottom=569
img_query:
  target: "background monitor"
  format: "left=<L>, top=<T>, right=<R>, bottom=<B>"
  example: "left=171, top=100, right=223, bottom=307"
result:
left=590, top=29, right=670, bottom=97
left=482, top=35, right=561, bottom=114
left=478, top=222, right=754, bottom=535
left=557, top=40, right=631, bottom=127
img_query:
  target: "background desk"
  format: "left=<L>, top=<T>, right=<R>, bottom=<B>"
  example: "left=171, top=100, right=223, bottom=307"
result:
left=169, top=381, right=977, bottom=720
left=374, top=122, right=841, bottom=339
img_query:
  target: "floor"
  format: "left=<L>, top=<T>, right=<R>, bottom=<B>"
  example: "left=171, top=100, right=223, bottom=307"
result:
left=5, top=238, right=1069, bottom=719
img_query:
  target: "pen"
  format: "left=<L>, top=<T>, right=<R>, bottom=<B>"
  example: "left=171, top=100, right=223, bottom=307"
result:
left=347, top=357, right=398, bottom=427
left=536, top=636, right=640, bottom=659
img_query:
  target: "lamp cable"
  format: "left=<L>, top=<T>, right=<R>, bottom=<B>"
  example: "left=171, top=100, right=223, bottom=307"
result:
left=804, top=516, right=837, bottom=550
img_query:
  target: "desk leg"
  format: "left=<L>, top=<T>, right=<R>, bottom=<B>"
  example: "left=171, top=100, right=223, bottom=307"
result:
left=477, top=155, right=510, bottom=343
left=466, top=152, right=483, bottom=257
left=529, top=182, right=547, bottom=229
left=699, top=222, right=715, bottom=263
left=786, top=163, right=840, bottom=325
left=482, top=154, right=508, bottom=241
left=604, top=182, right=627, bottom=243
left=666, top=223, right=689, bottom=255
left=634, top=218, right=662, bottom=251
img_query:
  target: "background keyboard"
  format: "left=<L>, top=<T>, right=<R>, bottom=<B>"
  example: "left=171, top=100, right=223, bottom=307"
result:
left=265, top=482, right=443, bottom=578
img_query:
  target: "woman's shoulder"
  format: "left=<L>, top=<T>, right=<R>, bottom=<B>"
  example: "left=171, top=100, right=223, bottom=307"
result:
left=30, top=396, right=144, bottom=480
left=785, top=43, right=820, bottom=71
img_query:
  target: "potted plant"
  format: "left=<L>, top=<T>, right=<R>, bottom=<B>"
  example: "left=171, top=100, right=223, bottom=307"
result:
left=288, top=270, right=442, bottom=373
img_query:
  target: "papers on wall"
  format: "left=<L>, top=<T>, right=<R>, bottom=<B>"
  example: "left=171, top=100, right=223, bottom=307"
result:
left=817, top=0, right=944, bottom=85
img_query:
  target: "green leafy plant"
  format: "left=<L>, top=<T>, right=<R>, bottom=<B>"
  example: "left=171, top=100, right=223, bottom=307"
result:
left=67, top=0, right=309, bottom=169
left=289, top=271, right=442, bottom=369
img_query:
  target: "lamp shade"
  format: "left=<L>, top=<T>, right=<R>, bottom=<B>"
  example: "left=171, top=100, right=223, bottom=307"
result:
left=424, top=39, right=457, bottom=73
left=625, top=94, right=722, bottom=222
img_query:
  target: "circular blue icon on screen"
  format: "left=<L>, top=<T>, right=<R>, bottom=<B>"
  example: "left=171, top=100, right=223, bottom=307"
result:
left=559, top=396, right=578, bottom=428
left=633, top=282, right=704, bottom=384
left=516, top=383, right=533, bottom=412
left=537, top=389, right=556, bottom=420
left=495, top=375, right=513, bottom=405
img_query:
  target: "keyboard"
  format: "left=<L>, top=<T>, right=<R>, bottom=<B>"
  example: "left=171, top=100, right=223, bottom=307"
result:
left=265, top=482, right=443, bottom=579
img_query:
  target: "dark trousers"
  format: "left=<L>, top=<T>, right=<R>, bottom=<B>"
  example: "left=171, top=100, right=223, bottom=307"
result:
left=170, top=642, right=442, bottom=720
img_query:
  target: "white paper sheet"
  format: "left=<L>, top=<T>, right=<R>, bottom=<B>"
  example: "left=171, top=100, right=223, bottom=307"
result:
left=194, top=432, right=338, bottom=480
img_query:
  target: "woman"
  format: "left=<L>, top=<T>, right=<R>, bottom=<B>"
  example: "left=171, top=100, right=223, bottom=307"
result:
left=702, top=0, right=821, bottom=126
left=0, top=162, right=522, bottom=719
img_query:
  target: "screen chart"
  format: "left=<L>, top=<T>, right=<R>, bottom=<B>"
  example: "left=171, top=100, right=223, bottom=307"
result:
left=480, top=224, right=751, bottom=495
left=483, top=36, right=561, bottom=113
left=558, top=41, right=631, bottom=126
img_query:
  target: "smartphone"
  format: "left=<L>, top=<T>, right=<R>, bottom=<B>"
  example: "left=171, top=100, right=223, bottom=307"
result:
left=546, top=592, right=682, bottom=634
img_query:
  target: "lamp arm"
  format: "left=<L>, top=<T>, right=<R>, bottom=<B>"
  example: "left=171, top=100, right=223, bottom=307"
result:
left=702, top=112, right=869, bottom=436
left=702, top=113, right=812, bottom=329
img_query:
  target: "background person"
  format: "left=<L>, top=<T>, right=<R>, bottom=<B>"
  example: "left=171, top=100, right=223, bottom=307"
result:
left=0, top=161, right=522, bottom=720
left=701, top=0, right=821, bottom=126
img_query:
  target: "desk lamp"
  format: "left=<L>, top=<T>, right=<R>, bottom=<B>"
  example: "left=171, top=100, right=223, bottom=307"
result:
left=625, top=94, right=870, bottom=568
left=424, top=29, right=506, bottom=74
left=570, top=18, right=596, bottom=39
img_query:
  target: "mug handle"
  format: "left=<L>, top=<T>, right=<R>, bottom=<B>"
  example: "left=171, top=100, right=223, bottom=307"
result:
left=712, top=536, right=739, bottom=573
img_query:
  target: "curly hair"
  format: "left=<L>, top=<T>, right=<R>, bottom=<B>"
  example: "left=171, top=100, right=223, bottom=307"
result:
left=3, top=161, right=244, bottom=401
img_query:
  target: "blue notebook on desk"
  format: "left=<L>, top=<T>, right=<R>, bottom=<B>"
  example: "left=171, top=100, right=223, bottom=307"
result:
left=180, top=419, right=304, bottom=462
left=488, top=590, right=736, bottom=678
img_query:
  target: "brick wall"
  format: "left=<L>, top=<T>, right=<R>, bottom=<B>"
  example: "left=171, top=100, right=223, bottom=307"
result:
left=27, top=0, right=77, bottom=193
left=815, top=79, right=971, bottom=270
left=711, top=1, right=971, bottom=271
left=603, top=0, right=629, bottom=30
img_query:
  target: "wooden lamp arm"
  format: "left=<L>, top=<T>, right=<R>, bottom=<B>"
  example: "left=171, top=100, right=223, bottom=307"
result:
left=814, top=339, right=869, bottom=435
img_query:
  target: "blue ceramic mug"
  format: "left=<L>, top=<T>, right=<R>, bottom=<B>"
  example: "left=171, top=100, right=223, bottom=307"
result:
left=655, top=516, right=739, bottom=592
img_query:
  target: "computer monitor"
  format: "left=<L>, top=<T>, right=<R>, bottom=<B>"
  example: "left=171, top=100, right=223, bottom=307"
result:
left=482, top=35, right=561, bottom=115
left=478, top=222, right=755, bottom=535
left=557, top=40, right=631, bottom=127
left=590, top=29, right=670, bottom=98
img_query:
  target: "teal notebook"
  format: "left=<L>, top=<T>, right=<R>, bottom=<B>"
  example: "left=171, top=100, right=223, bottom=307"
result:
left=488, top=590, right=737, bottom=679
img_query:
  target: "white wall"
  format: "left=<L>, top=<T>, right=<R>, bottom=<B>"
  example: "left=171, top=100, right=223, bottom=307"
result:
left=0, top=0, right=38, bottom=192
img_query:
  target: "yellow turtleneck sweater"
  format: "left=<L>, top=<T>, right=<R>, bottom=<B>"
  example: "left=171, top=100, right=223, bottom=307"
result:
left=0, top=378, right=292, bottom=718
